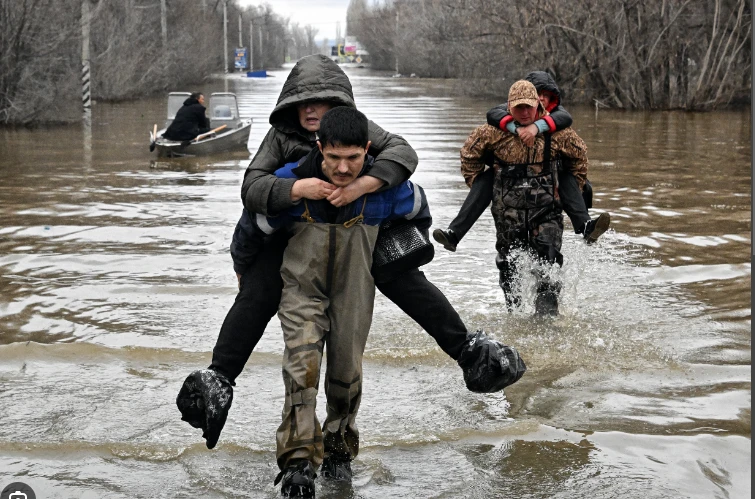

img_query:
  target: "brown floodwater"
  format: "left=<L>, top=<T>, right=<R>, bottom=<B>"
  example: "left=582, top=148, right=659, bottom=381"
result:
left=0, top=66, right=750, bottom=498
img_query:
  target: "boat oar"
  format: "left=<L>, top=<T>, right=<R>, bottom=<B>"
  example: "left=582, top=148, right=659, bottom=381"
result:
left=181, top=125, right=227, bottom=147
left=149, top=124, right=158, bottom=152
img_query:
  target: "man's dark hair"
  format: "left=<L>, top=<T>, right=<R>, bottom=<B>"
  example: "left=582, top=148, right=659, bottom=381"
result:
left=190, top=92, right=203, bottom=101
left=318, top=107, right=369, bottom=148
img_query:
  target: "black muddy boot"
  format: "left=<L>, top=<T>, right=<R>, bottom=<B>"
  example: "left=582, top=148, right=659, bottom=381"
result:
left=175, top=368, right=234, bottom=449
left=432, top=228, right=459, bottom=252
left=275, top=460, right=317, bottom=498
left=321, top=455, right=352, bottom=482
left=457, top=330, right=527, bottom=393
left=583, top=212, right=610, bottom=243
left=534, top=281, right=561, bottom=317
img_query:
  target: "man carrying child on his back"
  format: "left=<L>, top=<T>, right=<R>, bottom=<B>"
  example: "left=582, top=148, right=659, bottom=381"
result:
left=243, top=106, right=431, bottom=498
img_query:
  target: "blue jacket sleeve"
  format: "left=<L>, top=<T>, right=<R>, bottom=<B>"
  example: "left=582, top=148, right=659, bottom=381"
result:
left=387, top=181, right=432, bottom=231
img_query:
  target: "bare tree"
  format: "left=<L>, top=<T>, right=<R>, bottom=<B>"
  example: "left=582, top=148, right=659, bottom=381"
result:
left=288, top=22, right=321, bottom=60
left=0, top=0, right=81, bottom=124
left=349, top=0, right=751, bottom=109
left=0, top=0, right=305, bottom=125
left=305, top=25, right=318, bottom=56
left=3, top=0, right=748, bottom=124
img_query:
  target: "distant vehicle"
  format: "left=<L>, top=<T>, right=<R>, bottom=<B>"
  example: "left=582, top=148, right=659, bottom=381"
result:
left=150, top=92, right=252, bottom=158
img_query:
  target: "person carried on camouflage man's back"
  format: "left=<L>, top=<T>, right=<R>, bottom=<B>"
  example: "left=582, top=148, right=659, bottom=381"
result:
left=433, top=71, right=609, bottom=253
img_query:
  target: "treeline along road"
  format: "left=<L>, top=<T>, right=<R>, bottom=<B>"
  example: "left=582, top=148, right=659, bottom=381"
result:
left=0, top=0, right=320, bottom=126
left=1, top=0, right=751, bottom=126
left=348, top=0, right=750, bottom=110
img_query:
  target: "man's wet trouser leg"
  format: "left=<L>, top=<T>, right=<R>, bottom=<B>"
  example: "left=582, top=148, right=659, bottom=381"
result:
left=322, top=263, right=374, bottom=463
left=494, top=206, right=564, bottom=314
left=275, top=232, right=329, bottom=471
left=558, top=170, right=590, bottom=233
left=496, top=251, right=520, bottom=312
left=493, top=208, right=525, bottom=311
left=210, top=232, right=287, bottom=383
left=377, top=268, right=468, bottom=361
left=447, top=167, right=495, bottom=242
left=531, top=217, right=564, bottom=315
left=276, top=309, right=326, bottom=471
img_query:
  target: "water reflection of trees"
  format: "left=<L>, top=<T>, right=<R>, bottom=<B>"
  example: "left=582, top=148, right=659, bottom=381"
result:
left=349, top=0, right=751, bottom=110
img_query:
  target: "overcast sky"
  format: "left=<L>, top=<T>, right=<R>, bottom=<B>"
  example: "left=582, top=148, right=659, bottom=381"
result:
left=237, top=0, right=351, bottom=42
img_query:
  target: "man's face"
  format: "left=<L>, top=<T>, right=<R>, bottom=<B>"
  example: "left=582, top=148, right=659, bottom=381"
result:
left=511, top=104, right=537, bottom=126
left=297, top=101, right=333, bottom=132
left=318, top=141, right=371, bottom=187
left=197, top=94, right=205, bottom=106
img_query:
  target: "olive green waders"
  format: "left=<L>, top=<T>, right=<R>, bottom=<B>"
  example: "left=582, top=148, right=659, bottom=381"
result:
left=276, top=220, right=378, bottom=471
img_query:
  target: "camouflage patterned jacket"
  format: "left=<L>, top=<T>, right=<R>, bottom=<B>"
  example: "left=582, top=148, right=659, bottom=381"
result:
left=460, top=124, right=588, bottom=190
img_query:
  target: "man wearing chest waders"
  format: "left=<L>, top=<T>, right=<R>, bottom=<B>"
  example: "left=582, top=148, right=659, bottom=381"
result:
left=175, top=56, right=528, bottom=480
left=460, top=80, right=590, bottom=315
left=246, top=107, right=434, bottom=497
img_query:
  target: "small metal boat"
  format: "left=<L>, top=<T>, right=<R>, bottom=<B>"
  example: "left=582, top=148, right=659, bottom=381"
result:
left=151, top=92, right=252, bottom=158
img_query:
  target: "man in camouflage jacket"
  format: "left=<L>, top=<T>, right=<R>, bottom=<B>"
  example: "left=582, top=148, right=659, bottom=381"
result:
left=460, top=80, right=589, bottom=315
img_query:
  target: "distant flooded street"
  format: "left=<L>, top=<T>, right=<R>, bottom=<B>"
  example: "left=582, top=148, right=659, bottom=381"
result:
left=0, top=66, right=750, bottom=498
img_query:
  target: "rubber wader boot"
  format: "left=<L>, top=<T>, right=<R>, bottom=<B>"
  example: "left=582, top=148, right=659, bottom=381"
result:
left=275, top=460, right=317, bottom=498
left=534, top=281, right=561, bottom=316
left=321, top=455, right=353, bottom=482
left=497, top=255, right=519, bottom=312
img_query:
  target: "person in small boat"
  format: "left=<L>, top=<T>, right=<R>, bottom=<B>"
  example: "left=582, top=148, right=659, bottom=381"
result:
left=162, top=92, right=211, bottom=141
left=459, top=79, right=590, bottom=316
left=433, top=71, right=610, bottom=252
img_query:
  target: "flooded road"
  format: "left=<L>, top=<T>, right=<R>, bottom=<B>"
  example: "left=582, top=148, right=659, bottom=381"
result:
left=0, top=66, right=750, bottom=498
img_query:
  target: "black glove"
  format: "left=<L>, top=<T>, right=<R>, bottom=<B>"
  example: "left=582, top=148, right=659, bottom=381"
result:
left=457, top=330, right=527, bottom=393
left=176, top=369, right=234, bottom=449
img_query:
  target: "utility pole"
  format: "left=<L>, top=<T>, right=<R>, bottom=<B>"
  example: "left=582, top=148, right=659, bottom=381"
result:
left=81, top=0, right=92, bottom=117
left=249, top=21, right=254, bottom=70
left=223, top=0, right=228, bottom=74
left=394, top=1, right=400, bottom=75
left=258, top=25, right=263, bottom=69
left=81, top=0, right=93, bottom=162
left=160, top=0, right=167, bottom=48
left=238, top=14, right=242, bottom=48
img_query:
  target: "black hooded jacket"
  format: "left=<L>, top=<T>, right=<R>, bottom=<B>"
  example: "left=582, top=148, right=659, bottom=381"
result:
left=163, top=97, right=211, bottom=141
left=486, top=71, right=572, bottom=132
